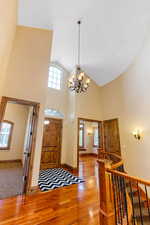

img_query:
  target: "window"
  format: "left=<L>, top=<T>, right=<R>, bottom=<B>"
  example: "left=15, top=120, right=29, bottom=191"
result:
left=93, top=127, right=99, bottom=147
left=79, top=122, right=84, bottom=148
left=0, top=121, right=13, bottom=150
left=44, top=109, right=64, bottom=118
left=48, top=66, right=62, bottom=90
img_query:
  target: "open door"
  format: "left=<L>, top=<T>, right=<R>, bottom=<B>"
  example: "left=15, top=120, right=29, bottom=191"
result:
left=23, top=106, right=35, bottom=193
left=103, top=118, right=121, bottom=155
left=0, top=96, right=39, bottom=197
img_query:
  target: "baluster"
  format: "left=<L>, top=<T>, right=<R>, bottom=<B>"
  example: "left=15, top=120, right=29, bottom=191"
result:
left=114, top=175, right=121, bottom=223
left=145, top=185, right=150, bottom=220
left=119, top=175, right=125, bottom=218
left=136, top=182, right=144, bottom=225
left=112, top=174, right=118, bottom=224
left=123, top=178, right=129, bottom=225
left=116, top=176, right=123, bottom=225
left=129, top=181, right=136, bottom=225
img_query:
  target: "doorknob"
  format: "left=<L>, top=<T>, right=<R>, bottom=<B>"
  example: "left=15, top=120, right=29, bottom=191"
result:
left=24, top=152, right=31, bottom=157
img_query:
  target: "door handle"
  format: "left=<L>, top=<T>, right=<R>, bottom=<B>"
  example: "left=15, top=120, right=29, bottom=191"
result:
left=24, top=152, right=31, bottom=157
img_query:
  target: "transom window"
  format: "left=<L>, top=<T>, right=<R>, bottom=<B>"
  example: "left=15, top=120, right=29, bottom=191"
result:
left=48, top=66, right=62, bottom=90
left=44, top=109, right=64, bottom=118
left=0, top=121, right=13, bottom=150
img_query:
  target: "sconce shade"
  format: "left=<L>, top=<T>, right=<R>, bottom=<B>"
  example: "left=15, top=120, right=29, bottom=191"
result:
left=132, top=129, right=142, bottom=140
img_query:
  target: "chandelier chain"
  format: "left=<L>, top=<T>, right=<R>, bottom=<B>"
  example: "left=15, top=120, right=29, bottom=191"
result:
left=78, top=21, right=81, bottom=67
left=67, top=20, right=90, bottom=93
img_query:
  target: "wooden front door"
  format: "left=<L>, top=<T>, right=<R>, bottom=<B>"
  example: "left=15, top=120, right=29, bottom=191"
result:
left=40, top=118, right=62, bottom=170
left=103, top=119, right=121, bottom=155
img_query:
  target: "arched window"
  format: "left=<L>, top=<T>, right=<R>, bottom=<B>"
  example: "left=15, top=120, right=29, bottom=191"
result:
left=0, top=120, right=14, bottom=150
left=44, top=109, right=64, bottom=119
left=48, top=65, right=62, bottom=90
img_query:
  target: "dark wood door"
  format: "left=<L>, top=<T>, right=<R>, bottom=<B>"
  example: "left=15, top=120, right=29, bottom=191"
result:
left=103, top=119, right=121, bottom=155
left=40, top=118, right=62, bottom=170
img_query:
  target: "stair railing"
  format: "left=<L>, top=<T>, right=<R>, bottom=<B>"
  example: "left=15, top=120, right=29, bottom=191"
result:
left=97, top=151, right=150, bottom=225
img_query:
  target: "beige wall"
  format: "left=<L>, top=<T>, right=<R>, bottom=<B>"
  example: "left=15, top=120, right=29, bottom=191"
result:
left=65, top=91, right=76, bottom=166
left=0, top=0, right=18, bottom=97
left=45, top=67, right=69, bottom=164
left=69, top=80, right=102, bottom=167
left=2, top=26, right=53, bottom=186
left=44, top=73, right=102, bottom=168
left=0, top=1, right=103, bottom=178
left=101, top=30, right=150, bottom=181
left=0, top=103, right=29, bottom=161
left=76, top=81, right=102, bottom=120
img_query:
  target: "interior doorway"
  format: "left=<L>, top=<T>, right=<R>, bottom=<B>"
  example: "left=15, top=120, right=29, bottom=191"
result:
left=40, top=118, right=62, bottom=170
left=77, top=118, right=102, bottom=177
left=0, top=96, right=39, bottom=199
left=103, top=118, right=121, bottom=156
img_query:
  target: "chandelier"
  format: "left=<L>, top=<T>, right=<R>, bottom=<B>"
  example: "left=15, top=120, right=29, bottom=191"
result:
left=68, top=21, right=90, bottom=93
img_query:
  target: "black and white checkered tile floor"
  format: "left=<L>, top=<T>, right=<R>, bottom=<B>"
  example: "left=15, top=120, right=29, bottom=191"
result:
left=38, top=168, right=84, bottom=191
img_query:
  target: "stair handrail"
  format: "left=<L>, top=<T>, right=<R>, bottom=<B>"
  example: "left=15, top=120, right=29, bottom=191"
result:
left=98, top=151, right=150, bottom=225
left=107, top=169, right=150, bottom=187
left=97, top=151, right=130, bottom=225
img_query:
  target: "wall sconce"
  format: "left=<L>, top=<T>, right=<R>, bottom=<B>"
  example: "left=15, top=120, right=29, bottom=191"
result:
left=132, top=129, right=142, bottom=140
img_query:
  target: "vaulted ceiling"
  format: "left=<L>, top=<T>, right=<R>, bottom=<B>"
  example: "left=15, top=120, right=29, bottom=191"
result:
left=18, top=0, right=150, bottom=86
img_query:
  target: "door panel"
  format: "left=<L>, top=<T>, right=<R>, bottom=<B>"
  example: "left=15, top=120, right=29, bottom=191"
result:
left=40, top=118, right=62, bottom=170
left=103, top=119, right=121, bottom=155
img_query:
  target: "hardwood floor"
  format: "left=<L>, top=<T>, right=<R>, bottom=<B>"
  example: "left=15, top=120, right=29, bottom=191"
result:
left=79, top=155, right=98, bottom=178
left=0, top=156, right=100, bottom=225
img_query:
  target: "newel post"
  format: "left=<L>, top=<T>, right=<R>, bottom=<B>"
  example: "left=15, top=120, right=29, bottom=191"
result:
left=98, top=159, right=115, bottom=225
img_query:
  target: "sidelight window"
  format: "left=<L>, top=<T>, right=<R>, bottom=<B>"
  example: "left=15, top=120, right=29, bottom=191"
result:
left=93, top=127, right=99, bottom=147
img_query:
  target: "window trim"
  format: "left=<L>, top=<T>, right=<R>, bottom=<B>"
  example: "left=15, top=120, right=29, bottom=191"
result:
left=0, top=120, right=14, bottom=150
left=48, top=64, right=63, bottom=90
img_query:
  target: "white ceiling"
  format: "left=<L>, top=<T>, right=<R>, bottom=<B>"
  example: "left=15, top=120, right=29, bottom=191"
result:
left=18, top=0, right=150, bottom=86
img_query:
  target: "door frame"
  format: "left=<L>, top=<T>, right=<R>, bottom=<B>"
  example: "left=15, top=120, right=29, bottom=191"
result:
left=0, top=96, right=40, bottom=194
left=40, top=117, right=63, bottom=169
left=77, top=117, right=103, bottom=171
left=103, top=118, right=121, bottom=155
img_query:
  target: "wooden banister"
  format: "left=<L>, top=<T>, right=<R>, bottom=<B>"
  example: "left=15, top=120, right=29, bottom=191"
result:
left=98, top=152, right=123, bottom=170
left=98, top=152, right=150, bottom=225
left=111, top=160, right=124, bottom=170
left=98, top=151, right=122, bottom=163
left=107, top=169, right=150, bottom=187
left=98, top=159, right=115, bottom=225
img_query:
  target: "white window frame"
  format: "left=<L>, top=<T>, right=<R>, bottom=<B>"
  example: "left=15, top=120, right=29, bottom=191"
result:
left=0, top=120, right=14, bottom=150
left=48, top=64, right=63, bottom=90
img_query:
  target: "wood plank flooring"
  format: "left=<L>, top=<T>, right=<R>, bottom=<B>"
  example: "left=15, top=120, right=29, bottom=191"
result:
left=0, top=156, right=100, bottom=225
